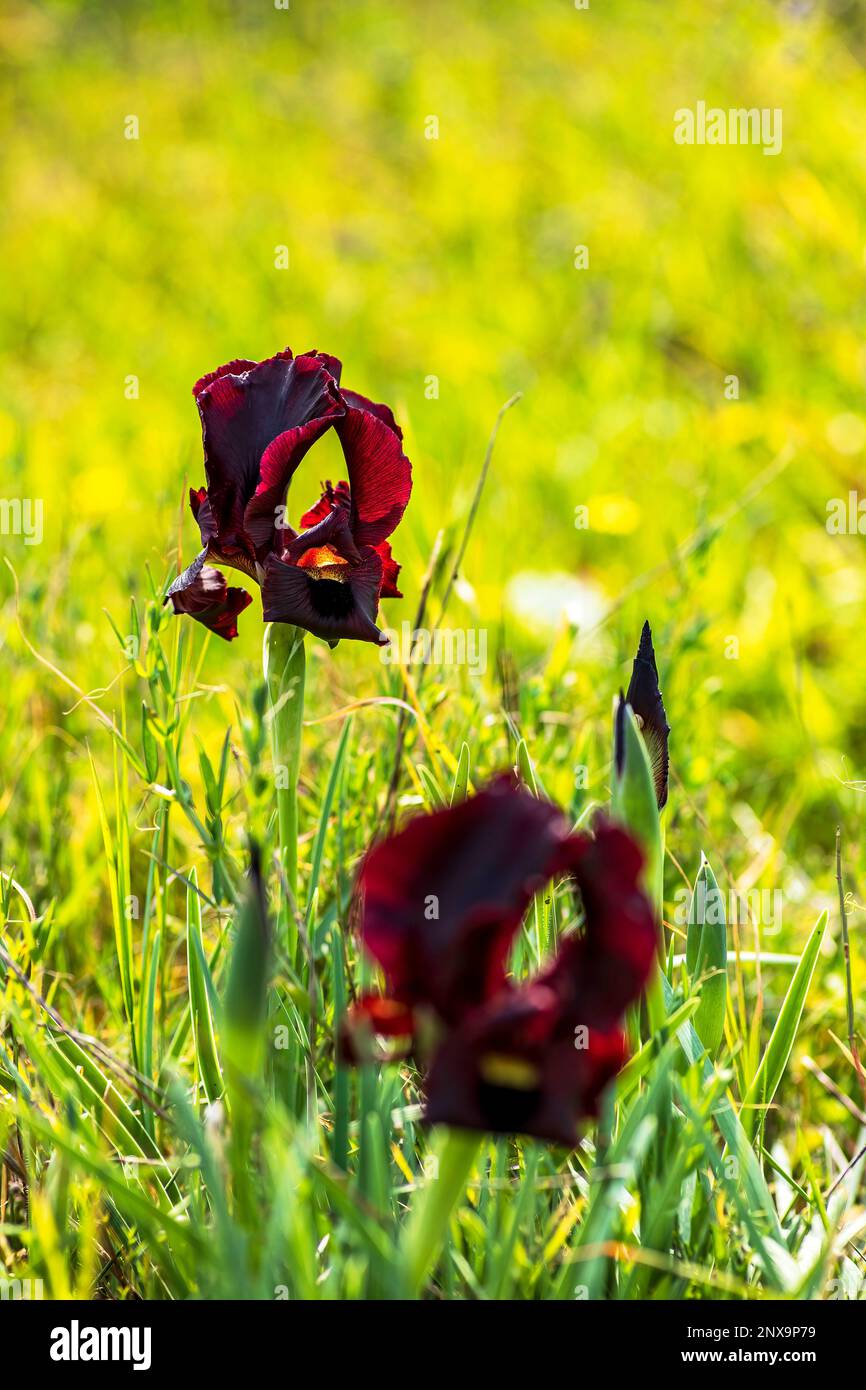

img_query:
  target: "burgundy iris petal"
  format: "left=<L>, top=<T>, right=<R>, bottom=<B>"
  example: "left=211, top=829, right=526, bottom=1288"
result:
left=192, top=358, right=259, bottom=400
left=339, top=389, right=402, bottom=438
left=261, top=545, right=386, bottom=645
left=168, top=565, right=252, bottom=642
left=280, top=506, right=361, bottom=566
left=198, top=352, right=340, bottom=542
left=299, top=481, right=351, bottom=530
left=242, top=376, right=346, bottom=557
left=424, top=987, right=627, bottom=1146
left=356, top=779, right=572, bottom=1023
left=168, top=347, right=411, bottom=646
left=189, top=486, right=217, bottom=546
left=298, top=348, right=344, bottom=384
left=340, top=994, right=415, bottom=1064
left=375, top=540, right=402, bottom=599
left=540, top=823, right=659, bottom=1032
left=337, top=402, right=412, bottom=547
left=345, top=780, right=657, bottom=1146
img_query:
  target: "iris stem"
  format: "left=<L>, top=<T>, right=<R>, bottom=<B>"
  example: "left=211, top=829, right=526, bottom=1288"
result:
left=263, top=622, right=306, bottom=956
left=402, top=1127, right=480, bottom=1297
left=646, top=817, right=667, bottom=1035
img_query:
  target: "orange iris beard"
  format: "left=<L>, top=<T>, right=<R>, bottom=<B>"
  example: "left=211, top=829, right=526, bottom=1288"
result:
left=295, top=545, right=351, bottom=582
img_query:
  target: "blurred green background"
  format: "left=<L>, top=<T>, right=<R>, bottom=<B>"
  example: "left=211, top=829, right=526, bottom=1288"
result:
left=1, top=0, right=866, bottom=1051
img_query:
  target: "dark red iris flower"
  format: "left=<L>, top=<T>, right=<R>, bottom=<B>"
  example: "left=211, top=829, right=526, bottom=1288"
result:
left=342, top=778, right=657, bottom=1146
left=166, top=348, right=411, bottom=644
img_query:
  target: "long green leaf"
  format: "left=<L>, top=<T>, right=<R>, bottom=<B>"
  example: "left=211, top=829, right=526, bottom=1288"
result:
left=305, top=717, right=352, bottom=929
left=450, top=741, right=471, bottom=805
left=663, top=974, right=784, bottom=1250
left=89, top=747, right=136, bottom=1061
left=611, top=701, right=663, bottom=909
left=187, top=867, right=224, bottom=1104
left=686, top=855, right=727, bottom=1057
left=741, top=911, right=827, bottom=1140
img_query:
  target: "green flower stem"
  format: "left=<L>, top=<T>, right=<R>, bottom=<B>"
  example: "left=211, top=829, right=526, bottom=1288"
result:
left=645, top=818, right=667, bottom=1036
left=403, top=1127, right=480, bottom=1297
left=263, top=622, right=306, bottom=952
left=611, top=702, right=666, bottom=1037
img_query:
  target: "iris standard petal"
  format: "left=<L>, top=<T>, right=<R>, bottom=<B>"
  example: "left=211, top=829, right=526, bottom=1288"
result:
left=337, top=401, right=412, bottom=547
left=196, top=351, right=341, bottom=538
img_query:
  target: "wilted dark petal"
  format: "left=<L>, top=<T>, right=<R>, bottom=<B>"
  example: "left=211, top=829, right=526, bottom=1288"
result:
left=339, top=994, right=415, bottom=1064
left=262, top=546, right=386, bottom=645
left=625, top=619, right=670, bottom=809
left=197, top=352, right=342, bottom=538
left=357, top=780, right=571, bottom=1023
left=375, top=541, right=402, bottom=599
left=167, top=545, right=209, bottom=599
left=542, top=823, right=657, bottom=1032
left=423, top=985, right=626, bottom=1144
left=167, top=564, right=252, bottom=641
left=337, top=402, right=412, bottom=547
left=340, top=389, right=402, bottom=438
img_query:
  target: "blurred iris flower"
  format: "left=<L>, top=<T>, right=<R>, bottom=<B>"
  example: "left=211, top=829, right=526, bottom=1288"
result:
left=167, top=348, right=411, bottom=644
left=342, top=778, right=656, bottom=1145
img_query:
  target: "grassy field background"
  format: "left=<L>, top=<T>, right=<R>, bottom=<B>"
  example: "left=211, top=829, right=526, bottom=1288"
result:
left=1, top=0, right=866, bottom=1300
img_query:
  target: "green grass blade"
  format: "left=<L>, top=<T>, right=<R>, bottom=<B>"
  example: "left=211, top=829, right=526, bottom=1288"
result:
left=305, top=716, right=352, bottom=929
left=686, top=855, right=727, bottom=1057
left=89, top=747, right=137, bottom=1062
left=450, top=741, right=471, bottom=804
left=416, top=763, right=447, bottom=809
left=516, top=737, right=539, bottom=795
left=741, top=910, right=828, bottom=1141
left=662, top=974, right=784, bottom=1247
left=186, top=867, right=224, bottom=1105
left=611, top=701, right=663, bottom=910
